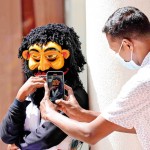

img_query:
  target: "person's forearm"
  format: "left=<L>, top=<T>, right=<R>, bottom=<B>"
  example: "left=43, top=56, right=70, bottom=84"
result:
left=16, top=89, right=27, bottom=102
left=116, top=126, right=136, bottom=134
left=76, top=108, right=100, bottom=122
left=45, top=110, right=136, bottom=145
left=58, top=107, right=136, bottom=134
left=46, top=110, right=93, bottom=144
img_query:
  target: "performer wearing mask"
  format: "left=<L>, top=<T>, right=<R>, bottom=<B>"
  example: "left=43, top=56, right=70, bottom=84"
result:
left=0, top=23, right=88, bottom=150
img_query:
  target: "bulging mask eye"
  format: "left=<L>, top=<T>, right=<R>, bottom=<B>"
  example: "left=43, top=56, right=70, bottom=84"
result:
left=46, top=54, right=57, bottom=61
left=32, top=55, right=40, bottom=62
left=29, top=52, right=41, bottom=62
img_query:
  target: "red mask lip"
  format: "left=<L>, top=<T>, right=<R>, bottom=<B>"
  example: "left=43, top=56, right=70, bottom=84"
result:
left=34, top=72, right=46, bottom=76
left=64, top=68, right=69, bottom=75
left=34, top=68, right=69, bottom=77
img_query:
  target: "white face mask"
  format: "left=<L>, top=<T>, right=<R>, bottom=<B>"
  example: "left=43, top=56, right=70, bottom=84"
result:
left=115, top=41, right=141, bottom=70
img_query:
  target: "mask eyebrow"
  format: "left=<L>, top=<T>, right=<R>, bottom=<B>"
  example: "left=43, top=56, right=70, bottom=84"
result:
left=45, top=47, right=60, bottom=52
left=29, top=49, right=39, bottom=52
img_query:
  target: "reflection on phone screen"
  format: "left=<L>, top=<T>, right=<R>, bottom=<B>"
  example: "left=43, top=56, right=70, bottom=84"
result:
left=47, top=71, right=64, bottom=103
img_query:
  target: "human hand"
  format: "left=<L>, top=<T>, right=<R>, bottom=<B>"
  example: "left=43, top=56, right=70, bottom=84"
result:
left=40, top=82, right=57, bottom=120
left=16, top=76, right=45, bottom=102
left=55, top=84, right=82, bottom=120
left=7, top=144, right=20, bottom=150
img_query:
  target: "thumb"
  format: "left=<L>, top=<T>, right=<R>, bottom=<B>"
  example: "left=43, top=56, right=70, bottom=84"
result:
left=44, top=82, right=50, bottom=99
left=55, top=99, right=68, bottom=113
left=55, top=99, right=68, bottom=106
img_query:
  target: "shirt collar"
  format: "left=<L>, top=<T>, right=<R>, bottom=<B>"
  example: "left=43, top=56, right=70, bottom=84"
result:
left=141, top=52, right=150, bottom=67
left=26, top=96, right=32, bottom=101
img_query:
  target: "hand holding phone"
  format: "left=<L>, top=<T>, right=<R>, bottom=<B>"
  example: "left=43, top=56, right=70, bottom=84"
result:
left=46, top=71, right=64, bottom=103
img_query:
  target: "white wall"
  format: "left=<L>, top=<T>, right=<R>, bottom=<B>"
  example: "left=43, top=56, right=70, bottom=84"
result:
left=86, top=0, right=150, bottom=150
left=65, top=0, right=89, bottom=149
left=65, top=0, right=87, bottom=91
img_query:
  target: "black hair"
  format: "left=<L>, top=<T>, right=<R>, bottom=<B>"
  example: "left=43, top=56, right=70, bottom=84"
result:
left=52, top=76, right=62, bottom=82
left=102, top=6, right=150, bottom=39
left=18, top=23, right=86, bottom=89
left=51, top=77, right=63, bottom=93
left=52, top=77, right=63, bottom=89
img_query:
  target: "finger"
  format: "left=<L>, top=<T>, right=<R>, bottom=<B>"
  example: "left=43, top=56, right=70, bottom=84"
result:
left=31, top=76, right=45, bottom=82
left=40, top=98, right=45, bottom=106
left=7, top=145, right=11, bottom=150
left=41, top=113, right=47, bottom=120
left=56, top=105, right=66, bottom=113
left=32, top=82, right=45, bottom=88
left=64, top=84, right=74, bottom=95
left=55, top=99, right=68, bottom=106
left=64, top=95, right=75, bottom=102
left=7, top=144, right=20, bottom=150
left=44, top=97, right=55, bottom=110
left=64, top=95, right=68, bottom=100
left=44, top=82, right=50, bottom=99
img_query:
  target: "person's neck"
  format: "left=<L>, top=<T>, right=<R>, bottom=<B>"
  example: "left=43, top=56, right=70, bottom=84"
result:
left=135, top=36, right=150, bottom=65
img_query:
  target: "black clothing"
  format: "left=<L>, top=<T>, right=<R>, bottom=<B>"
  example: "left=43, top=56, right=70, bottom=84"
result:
left=0, top=87, right=88, bottom=150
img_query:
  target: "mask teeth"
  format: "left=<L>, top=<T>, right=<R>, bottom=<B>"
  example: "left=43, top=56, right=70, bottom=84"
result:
left=35, top=71, right=46, bottom=76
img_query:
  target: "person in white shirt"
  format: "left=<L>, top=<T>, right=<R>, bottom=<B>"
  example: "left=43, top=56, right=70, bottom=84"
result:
left=40, top=6, right=150, bottom=150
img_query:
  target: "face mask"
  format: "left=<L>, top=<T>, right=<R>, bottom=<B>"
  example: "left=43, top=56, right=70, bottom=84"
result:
left=115, top=41, right=141, bottom=70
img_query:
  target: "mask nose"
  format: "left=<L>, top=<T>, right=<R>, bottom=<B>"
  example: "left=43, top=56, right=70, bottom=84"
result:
left=38, top=55, right=50, bottom=71
left=38, top=64, right=47, bottom=71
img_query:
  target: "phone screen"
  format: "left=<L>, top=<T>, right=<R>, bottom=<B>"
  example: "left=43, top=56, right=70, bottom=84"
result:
left=46, top=71, right=64, bottom=103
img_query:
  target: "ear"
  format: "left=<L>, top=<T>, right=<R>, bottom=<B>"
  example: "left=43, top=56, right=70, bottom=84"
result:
left=62, top=49, right=70, bottom=59
left=123, top=39, right=133, bottom=51
left=22, top=50, right=30, bottom=60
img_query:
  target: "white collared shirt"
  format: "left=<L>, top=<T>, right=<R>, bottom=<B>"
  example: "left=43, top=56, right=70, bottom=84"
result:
left=101, top=52, right=150, bottom=150
left=24, top=97, right=74, bottom=150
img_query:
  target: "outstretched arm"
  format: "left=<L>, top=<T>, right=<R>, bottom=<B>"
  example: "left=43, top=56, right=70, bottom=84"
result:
left=40, top=99, right=118, bottom=145
left=40, top=83, right=136, bottom=145
left=56, top=84, right=136, bottom=134
left=41, top=102, right=135, bottom=145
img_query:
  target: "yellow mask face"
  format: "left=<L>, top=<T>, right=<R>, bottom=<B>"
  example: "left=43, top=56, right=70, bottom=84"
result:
left=22, top=42, right=70, bottom=71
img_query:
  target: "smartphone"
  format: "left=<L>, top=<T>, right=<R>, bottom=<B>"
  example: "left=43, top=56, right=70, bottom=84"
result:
left=46, top=71, right=64, bottom=103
